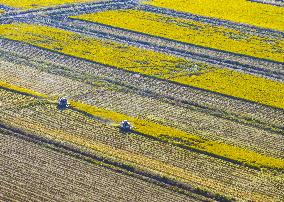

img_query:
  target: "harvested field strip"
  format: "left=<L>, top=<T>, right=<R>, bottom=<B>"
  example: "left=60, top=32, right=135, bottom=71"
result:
left=1, top=59, right=283, bottom=160
left=0, top=0, right=104, bottom=10
left=0, top=39, right=282, bottom=129
left=73, top=9, right=284, bottom=63
left=143, top=0, right=284, bottom=31
left=0, top=24, right=284, bottom=109
left=0, top=131, right=196, bottom=202
left=1, top=91, right=283, bottom=201
left=1, top=81, right=284, bottom=171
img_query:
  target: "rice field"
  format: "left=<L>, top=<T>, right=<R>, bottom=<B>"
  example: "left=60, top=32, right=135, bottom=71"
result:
left=0, top=0, right=104, bottom=9
left=143, top=0, right=284, bottom=31
left=0, top=23, right=283, bottom=109
left=0, top=0, right=283, bottom=201
left=73, top=9, right=284, bottom=62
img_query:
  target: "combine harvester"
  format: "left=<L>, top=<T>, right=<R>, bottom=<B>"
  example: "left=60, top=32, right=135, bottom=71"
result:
left=57, top=97, right=69, bottom=110
left=120, top=120, right=133, bottom=132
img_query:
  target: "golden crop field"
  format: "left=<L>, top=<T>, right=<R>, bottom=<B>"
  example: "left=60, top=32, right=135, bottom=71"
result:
left=0, top=23, right=283, bottom=109
left=74, top=9, right=284, bottom=62
left=0, top=0, right=283, bottom=201
left=0, top=0, right=103, bottom=9
left=144, top=0, right=284, bottom=31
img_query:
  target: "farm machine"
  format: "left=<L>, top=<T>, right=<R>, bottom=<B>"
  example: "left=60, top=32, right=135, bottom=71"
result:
left=57, top=97, right=69, bottom=110
left=120, top=120, right=133, bottom=132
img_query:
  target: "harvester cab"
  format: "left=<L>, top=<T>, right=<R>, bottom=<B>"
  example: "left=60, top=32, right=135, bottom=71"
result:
left=57, top=97, right=69, bottom=110
left=120, top=120, right=132, bottom=132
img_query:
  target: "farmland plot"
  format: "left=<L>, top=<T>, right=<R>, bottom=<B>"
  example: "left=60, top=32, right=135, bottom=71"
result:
left=0, top=23, right=283, bottom=109
left=1, top=87, right=284, bottom=201
left=54, top=17, right=284, bottom=80
left=73, top=9, right=284, bottom=62
left=143, top=0, right=284, bottom=31
left=0, top=40, right=283, bottom=130
left=0, top=131, right=197, bottom=202
left=2, top=83, right=284, bottom=171
left=0, top=0, right=284, bottom=201
left=1, top=57, right=284, bottom=161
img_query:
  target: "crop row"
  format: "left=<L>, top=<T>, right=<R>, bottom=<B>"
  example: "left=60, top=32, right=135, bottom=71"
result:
left=64, top=16, right=284, bottom=79
left=72, top=9, right=284, bottom=63
left=143, top=0, right=284, bottom=31
left=0, top=23, right=283, bottom=109
left=1, top=37, right=282, bottom=130
left=1, top=81, right=284, bottom=171
left=0, top=131, right=193, bottom=202
left=1, top=87, right=284, bottom=201
left=1, top=48, right=284, bottom=159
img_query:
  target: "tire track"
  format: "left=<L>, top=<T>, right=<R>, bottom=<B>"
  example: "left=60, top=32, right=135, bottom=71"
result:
left=32, top=16, right=284, bottom=81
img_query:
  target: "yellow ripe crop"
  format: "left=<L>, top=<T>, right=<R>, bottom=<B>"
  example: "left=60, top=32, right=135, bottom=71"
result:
left=74, top=9, right=284, bottom=63
left=173, top=68, right=284, bottom=109
left=1, top=81, right=284, bottom=170
left=144, top=0, right=284, bottom=31
left=0, top=22, right=206, bottom=87
left=0, top=0, right=103, bottom=9
left=0, top=81, right=48, bottom=98
left=0, top=23, right=190, bottom=76
left=71, top=101, right=284, bottom=170
left=0, top=23, right=283, bottom=109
